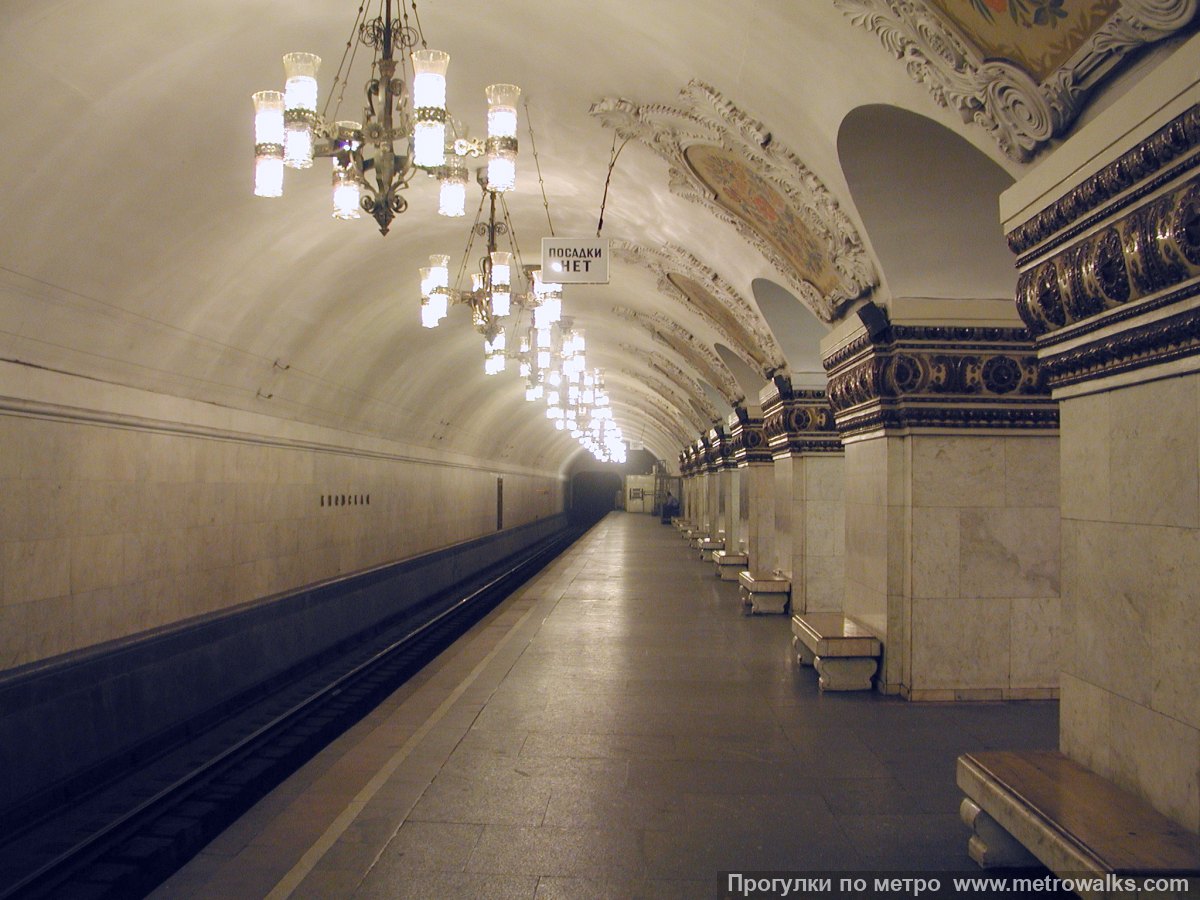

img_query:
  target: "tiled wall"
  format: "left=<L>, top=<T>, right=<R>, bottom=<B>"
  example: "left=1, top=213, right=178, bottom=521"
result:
left=0, top=411, right=562, bottom=671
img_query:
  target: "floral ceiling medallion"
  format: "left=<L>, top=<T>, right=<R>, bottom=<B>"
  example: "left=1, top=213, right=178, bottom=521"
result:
left=835, top=0, right=1196, bottom=162
left=590, top=82, right=877, bottom=323
left=613, top=241, right=787, bottom=377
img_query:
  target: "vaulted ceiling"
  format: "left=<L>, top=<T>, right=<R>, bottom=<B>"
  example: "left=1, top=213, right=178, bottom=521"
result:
left=0, top=0, right=1192, bottom=473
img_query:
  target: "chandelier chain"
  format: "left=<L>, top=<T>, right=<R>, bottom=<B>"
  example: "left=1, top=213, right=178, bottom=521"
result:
left=407, top=0, right=429, bottom=50
left=596, top=133, right=630, bottom=238
left=324, top=0, right=370, bottom=121
left=500, top=195, right=526, bottom=281
left=524, top=99, right=555, bottom=237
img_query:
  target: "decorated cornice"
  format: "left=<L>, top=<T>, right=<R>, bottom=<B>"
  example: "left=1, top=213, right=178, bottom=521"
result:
left=1007, top=107, right=1200, bottom=257
left=727, top=408, right=773, bottom=466
left=835, top=0, right=1198, bottom=163
left=823, top=325, right=1058, bottom=438
left=1015, top=176, right=1200, bottom=340
left=590, top=81, right=877, bottom=322
left=613, top=306, right=744, bottom=403
left=1006, top=115, right=1200, bottom=390
left=706, top=424, right=738, bottom=471
left=612, top=240, right=787, bottom=375
left=760, top=376, right=843, bottom=456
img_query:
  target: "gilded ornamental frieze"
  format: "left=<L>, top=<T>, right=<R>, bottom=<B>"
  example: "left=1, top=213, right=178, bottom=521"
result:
left=727, top=409, right=772, bottom=466
left=1007, top=106, right=1200, bottom=390
left=823, top=325, right=1058, bottom=437
left=760, top=376, right=843, bottom=456
left=590, top=82, right=877, bottom=322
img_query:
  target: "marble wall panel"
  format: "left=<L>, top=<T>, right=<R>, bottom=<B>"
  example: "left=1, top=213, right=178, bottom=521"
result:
left=803, top=555, right=843, bottom=613
left=1059, top=673, right=1112, bottom=776
left=910, top=507, right=960, bottom=600
left=958, top=507, right=1059, bottom=599
left=1109, top=690, right=1200, bottom=832
left=1061, top=519, right=1156, bottom=708
left=1003, top=436, right=1059, bottom=510
left=805, top=498, right=844, bottom=559
left=806, top=456, right=844, bottom=502
left=0, top=411, right=563, bottom=670
left=911, top=436, right=1006, bottom=508
left=1107, top=376, right=1200, bottom=530
left=910, top=597, right=1012, bottom=692
left=1009, top=596, right=1061, bottom=690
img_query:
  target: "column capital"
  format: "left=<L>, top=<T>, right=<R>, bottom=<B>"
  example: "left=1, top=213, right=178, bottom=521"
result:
left=760, top=375, right=842, bottom=456
left=727, top=407, right=773, bottom=466
left=823, top=320, right=1058, bottom=440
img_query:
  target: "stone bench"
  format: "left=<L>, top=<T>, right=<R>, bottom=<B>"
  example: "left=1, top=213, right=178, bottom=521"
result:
left=791, top=612, right=881, bottom=691
left=697, top=538, right=724, bottom=561
left=958, top=750, right=1200, bottom=894
left=712, top=550, right=748, bottom=581
left=738, top=571, right=790, bottom=615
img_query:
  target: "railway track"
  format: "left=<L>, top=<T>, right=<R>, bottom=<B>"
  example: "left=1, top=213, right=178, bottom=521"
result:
left=0, top=526, right=581, bottom=900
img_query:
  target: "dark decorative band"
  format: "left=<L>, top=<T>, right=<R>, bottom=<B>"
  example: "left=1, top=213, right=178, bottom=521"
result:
left=822, top=325, right=1036, bottom=373
left=729, top=418, right=772, bottom=465
left=1016, top=177, right=1200, bottom=339
left=1007, top=106, right=1200, bottom=255
left=1040, top=303, right=1200, bottom=391
left=834, top=405, right=1060, bottom=438
left=763, top=402, right=841, bottom=455
left=825, top=328, right=1057, bottom=437
left=773, top=439, right=843, bottom=457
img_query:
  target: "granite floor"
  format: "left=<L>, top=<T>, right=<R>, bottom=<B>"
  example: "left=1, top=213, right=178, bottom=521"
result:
left=150, top=511, right=1059, bottom=900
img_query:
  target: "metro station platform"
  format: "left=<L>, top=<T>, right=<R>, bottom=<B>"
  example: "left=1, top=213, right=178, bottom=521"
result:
left=150, top=512, right=1058, bottom=899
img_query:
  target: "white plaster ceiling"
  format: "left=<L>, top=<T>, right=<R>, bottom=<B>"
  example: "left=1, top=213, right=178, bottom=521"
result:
left=0, top=0, right=1168, bottom=474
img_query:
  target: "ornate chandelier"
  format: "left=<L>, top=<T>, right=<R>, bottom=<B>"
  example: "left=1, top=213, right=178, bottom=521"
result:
left=250, top=0, right=517, bottom=237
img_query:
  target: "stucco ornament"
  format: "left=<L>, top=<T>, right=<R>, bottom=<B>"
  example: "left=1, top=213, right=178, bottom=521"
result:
left=590, top=82, right=877, bottom=323
left=835, top=0, right=1197, bottom=162
left=612, top=240, right=787, bottom=376
left=621, top=369, right=712, bottom=435
left=613, top=306, right=745, bottom=405
left=623, top=343, right=726, bottom=424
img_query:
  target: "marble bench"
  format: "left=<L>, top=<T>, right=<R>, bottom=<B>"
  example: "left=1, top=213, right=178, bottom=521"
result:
left=696, top=538, right=724, bottom=561
left=791, top=612, right=881, bottom=691
left=737, top=570, right=790, bottom=615
left=957, top=750, right=1200, bottom=894
left=712, top=550, right=748, bottom=581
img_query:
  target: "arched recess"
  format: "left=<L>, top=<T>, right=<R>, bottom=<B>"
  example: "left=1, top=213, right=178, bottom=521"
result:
left=751, top=279, right=828, bottom=386
left=837, top=105, right=1016, bottom=300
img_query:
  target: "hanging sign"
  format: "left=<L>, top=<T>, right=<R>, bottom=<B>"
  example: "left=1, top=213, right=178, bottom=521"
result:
left=541, top=238, right=609, bottom=284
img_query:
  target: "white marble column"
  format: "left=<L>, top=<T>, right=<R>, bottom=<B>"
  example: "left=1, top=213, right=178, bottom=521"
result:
left=823, top=298, right=1061, bottom=699
left=762, top=378, right=845, bottom=615
left=728, top=411, right=775, bottom=575
left=1000, top=44, right=1200, bottom=830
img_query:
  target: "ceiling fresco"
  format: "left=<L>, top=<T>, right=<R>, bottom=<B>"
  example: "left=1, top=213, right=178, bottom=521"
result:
left=836, top=0, right=1196, bottom=160
left=928, top=0, right=1120, bottom=80
left=590, top=81, right=878, bottom=323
